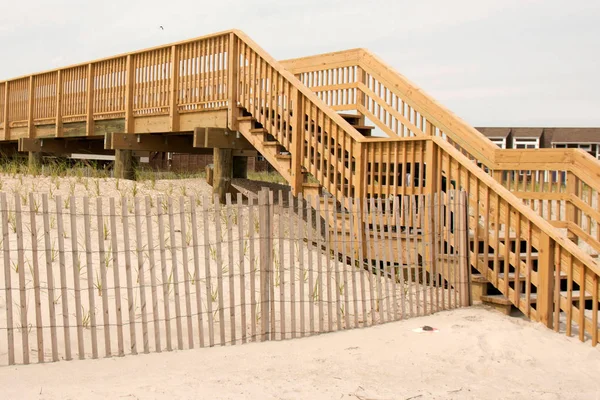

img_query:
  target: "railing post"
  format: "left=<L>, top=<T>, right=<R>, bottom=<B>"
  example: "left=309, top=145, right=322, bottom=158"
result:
left=2, top=81, right=8, bottom=140
left=55, top=70, right=63, bottom=137
left=86, top=64, right=94, bottom=136
left=27, top=76, right=34, bottom=138
left=169, top=45, right=180, bottom=132
left=125, top=55, right=135, bottom=134
left=457, top=190, right=471, bottom=306
left=258, top=188, right=272, bottom=341
left=227, top=33, right=240, bottom=132
left=355, top=67, right=367, bottom=126
left=565, top=171, right=579, bottom=244
left=425, top=138, right=438, bottom=194
left=291, top=88, right=304, bottom=196
left=536, top=232, right=555, bottom=328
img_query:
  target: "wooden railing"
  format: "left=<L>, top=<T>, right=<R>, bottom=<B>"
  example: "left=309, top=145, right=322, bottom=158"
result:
left=282, top=49, right=600, bottom=256
left=1, top=31, right=598, bottom=345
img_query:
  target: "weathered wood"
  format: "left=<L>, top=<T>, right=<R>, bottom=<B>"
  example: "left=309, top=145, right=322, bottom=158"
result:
left=121, top=198, right=137, bottom=355
left=96, top=198, right=111, bottom=357
left=167, top=197, right=184, bottom=349
left=233, top=156, right=248, bottom=179
left=115, top=149, right=135, bottom=180
left=258, top=189, right=271, bottom=341
left=1, top=193, right=15, bottom=365
left=69, top=197, right=84, bottom=360
left=225, top=194, right=237, bottom=344
left=109, top=198, right=125, bottom=356
left=189, top=196, right=205, bottom=347
left=213, top=148, right=233, bottom=204
left=201, top=195, right=215, bottom=346
left=28, top=193, right=44, bottom=363
left=178, top=197, right=194, bottom=349
left=134, top=198, right=150, bottom=353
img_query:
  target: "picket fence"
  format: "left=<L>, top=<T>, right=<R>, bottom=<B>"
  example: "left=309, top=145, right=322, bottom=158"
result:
left=0, top=189, right=470, bottom=365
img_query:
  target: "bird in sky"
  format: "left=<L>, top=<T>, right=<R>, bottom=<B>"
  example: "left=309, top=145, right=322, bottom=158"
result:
left=160, top=26, right=164, bottom=30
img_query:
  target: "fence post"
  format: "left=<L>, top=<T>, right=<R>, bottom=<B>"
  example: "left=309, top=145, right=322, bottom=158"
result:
left=258, top=188, right=272, bottom=340
left=458, top=190, right=471, bottom=307
left=536, top=232, right=555, bottom=328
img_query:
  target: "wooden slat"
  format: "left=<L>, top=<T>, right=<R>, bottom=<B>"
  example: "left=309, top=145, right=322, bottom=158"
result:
left=109, top=198, right=125, bottom=356
left=178, top=197, right=194, bottom=349
left=167, top=197, right=184, bottom=349
left=190, top=196, right=205, bottom=347
left=1, top=193, right=15, bottom=365
left=121, top=198, right=137, bottom=355
left=28, top=193, right=44, bottom=363
left=225, top=193, right=237, bottom=344
left=145, top=197, right=161, bottom=351
left=201, top=196, right=215, bottom=346
left=96, top=198, right=111, bottom=357
left=69, top=196, right=84, bottom=360
left=134, top=198, right=150, bottom=353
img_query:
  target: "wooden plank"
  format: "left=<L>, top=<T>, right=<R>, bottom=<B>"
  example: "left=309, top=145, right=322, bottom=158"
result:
left=169, top=45, right=180, bottom=131
left=212, top=195, right=226, bottom=345
left=225, top=193, right=237, bottom=344
left=315, top=194, right=324, bottom=333
left=278, top=191, right=287, bottom=338
left=385, top=197, right=398, bottom=320
left=537, top=232, right=555, bottom=328
left=363, top=198, right=377, bottom=324
left=28, top=193, right=44, bottom=363
left=109, top=198, right=125, bottom=356
left=306, top=195, right=315, bottom=334
left=403, top=196, right=414, bottom=317
left=121, top=198, right=137, bottom=355
left=134, top=198, right=150, bottom=353
left=322, top=196, right=334, bottom=331
left=393, top=196, right=407, bottom=318
left=247, top=196, right=256, bottom=342
left=348, top=198, right=360, bottom=327
left=1, top=193, right=15, bottom=365
left=15, top=194, right=30, bottom=364
left=297, top=193, right=306, bottom=335
left=340, top=201, right=351, bottom=328
left=95, top=197, right=111, bottom=357
left=167, top=197, right=184, bottom=349
left=69, top=196, right=84, bottom=360
left=268, top=191, right=275, bottom=340
left=201, top=196, right=215, bottom=346
left=236, top=193, right=246, bottom=344
left=190, top=196, right=205, bottom=347
left=370, top=197, right=385, bottom=322
left=418, top=195, right=427, bottom=315
left=144, top=197, right=161, bottom=351
left=288, top=192, right=297, bottom=337
left=178, top=197, right=194, bottom=349
left=410, top=195, right=421, bottom=315
left=41, top=195, right=58, bottom=362
left=258, top=189, right=271, bottom=341
left=355, top=198, right=368, bottom=325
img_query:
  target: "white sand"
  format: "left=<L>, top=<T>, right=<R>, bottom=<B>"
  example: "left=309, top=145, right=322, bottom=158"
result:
left=0, top=307, right=598, bottom=400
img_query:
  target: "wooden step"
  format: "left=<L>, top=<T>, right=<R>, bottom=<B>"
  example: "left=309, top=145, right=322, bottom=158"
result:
left=237, top=116, right=256, bottom=122
left=250, top=128, right=268, bottom=134
left=262, top=141, right=279, bottom=147
left=480, top=294, right=513, bottom=315
left=275, top=154, right=291, bottom=160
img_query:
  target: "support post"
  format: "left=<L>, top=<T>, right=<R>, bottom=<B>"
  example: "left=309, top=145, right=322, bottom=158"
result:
left=565, top=171, right=579, bottom=244
left=425, top=138, right=438, bottom=194
left=258, top=188, right=272, bottom=341
left=114, top=149, right=135, bottom=180
left=125, top=55, right=135, bottom=134
left=457, top=190, right=471, bottom=306
left=169, top=46, right=180, bottom=132
left=290, top=88, right=304, bottom=196
left=2, top=81, right=9, bottom=140
left=232, top=156, right=248, bottom=179
left=28, top=151, right=42, bottom=174
left=55, top=70, right=63, bottom=137
left=536, top=232, right=555, bottom=328
left=355, top=66, right=367, bottom=126
left=27, top=76, right=34, bottom=139
left=213, top=148, right=233, bottom=204
left=227, top=32, right=240, bottom=131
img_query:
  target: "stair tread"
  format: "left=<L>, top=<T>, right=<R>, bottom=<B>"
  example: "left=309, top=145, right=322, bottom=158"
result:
left=262, top=141, right=279, bottom=146
left=482, top=290, right=592, bottom=306
left=238, top=116, right=256, bottom=122
left=250, top=128, right=268, bottom=133
left=275, top=154, right=291, bottom=160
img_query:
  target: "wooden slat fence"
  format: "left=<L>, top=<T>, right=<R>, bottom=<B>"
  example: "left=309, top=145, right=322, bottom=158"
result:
left=0, top=189, right=469, bottom=366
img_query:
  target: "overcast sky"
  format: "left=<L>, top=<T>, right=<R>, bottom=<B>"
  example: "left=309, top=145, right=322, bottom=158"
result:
left=1, top=0, right=598, bottom=126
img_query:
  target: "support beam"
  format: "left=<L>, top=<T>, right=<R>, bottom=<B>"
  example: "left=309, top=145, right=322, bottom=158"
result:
left=213, top=148, right=233, bottom=204
left=193, top=127, right=253, bottom=150
left=115, top=149, right=135, bottom=180
left=19, top=137, right=111, bottom=155
left=233, top=156, right=248, bottom=179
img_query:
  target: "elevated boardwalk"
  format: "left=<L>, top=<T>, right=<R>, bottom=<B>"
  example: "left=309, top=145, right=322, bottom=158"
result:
left=0, top=29, right=599, bottom=346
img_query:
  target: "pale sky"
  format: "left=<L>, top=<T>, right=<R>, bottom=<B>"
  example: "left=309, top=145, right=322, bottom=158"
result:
left=1, top=0, right=598, bottom=126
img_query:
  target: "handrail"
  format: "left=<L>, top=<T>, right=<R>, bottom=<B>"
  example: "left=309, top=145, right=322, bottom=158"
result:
left=282, top=48, right=600, bottom=255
